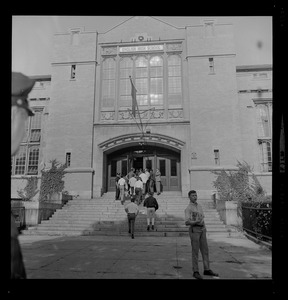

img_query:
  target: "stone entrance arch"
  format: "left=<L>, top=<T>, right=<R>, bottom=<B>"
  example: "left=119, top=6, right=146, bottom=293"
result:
left=98, top=133, right=185, bottom=193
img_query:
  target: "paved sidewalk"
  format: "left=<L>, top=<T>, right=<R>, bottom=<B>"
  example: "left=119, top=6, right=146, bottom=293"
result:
left=18, top=232, right=272, bottom=280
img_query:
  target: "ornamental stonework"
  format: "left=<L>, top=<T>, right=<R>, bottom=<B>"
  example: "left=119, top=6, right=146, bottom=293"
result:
left=102, top=47, right=117, bottom=56
left=150, top=110, right=164, bottom=119
left=118, top=111, right=133, bottom=120
left=166, top=43, right=182, bottom=52
left=168, top=109, right=183, bottom=119
left=101, top=112, right=115, bottom=121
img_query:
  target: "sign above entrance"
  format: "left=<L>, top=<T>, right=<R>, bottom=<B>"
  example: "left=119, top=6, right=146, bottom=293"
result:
left=119, top=44, right=164, bottom=53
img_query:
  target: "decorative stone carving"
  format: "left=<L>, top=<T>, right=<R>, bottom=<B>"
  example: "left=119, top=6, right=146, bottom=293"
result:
left=166, top=43, right=182, bottom=52
left=168, top=109, right=183, bottom=119
left=118, top=111, right=133, bottom=120
left=150, top=110, right=164, bottom=119
left=102, top=47, right=117, bottom=55
left=101, top=112, right=115, bottom=121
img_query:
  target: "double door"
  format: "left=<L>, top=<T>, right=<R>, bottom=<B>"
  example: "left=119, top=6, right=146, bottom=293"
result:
left=143, top=156, right=180, bottom=191
left=106, top=150, right=180, bottom=192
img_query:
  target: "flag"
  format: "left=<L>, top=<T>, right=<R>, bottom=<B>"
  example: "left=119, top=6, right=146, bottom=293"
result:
left=130, top=76, right=138, bottom=117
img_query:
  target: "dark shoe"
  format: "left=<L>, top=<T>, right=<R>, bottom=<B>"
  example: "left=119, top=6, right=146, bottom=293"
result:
left=203, top=269, right=219, bottom=277
left=147, top=226, right=150, bottom=231
left=151, top=225, right=154, bottom=230
left=131, top=234, right=134, bottom=239
left=193, top=272, right=203, bottom=280
left=128, top=230, right=131, bottom=234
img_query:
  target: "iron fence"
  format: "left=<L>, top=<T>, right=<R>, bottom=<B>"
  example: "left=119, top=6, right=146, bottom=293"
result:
left=242, top=204, right=272, bottom=242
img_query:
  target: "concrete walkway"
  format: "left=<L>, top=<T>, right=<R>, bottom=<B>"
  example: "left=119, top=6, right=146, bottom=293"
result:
left=18, top=231, right=272, bottom=280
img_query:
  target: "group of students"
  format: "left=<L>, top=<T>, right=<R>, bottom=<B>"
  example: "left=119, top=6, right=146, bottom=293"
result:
left=115, top=167, right=162, bottom=205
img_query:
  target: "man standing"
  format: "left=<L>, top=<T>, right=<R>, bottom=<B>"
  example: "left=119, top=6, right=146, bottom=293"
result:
left=143, top=191, right=159, bottom=231
left=124, top=196, right=139, bottom=239
left=134, top=176, right=143, bottom=205
left=11, top=72, right=35, bottom=279
left=139, top=169, right=148, bottom=196
left=118, top=175, right=126, bottom=204
left=184, top=190, right=219, bottom=280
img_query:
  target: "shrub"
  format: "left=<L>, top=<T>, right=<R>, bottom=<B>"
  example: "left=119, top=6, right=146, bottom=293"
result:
left=212, top=161, right=269, bottom=218
left=17, top=176, right=39, bottom=201
left=39, top=159, right=67, bottom=201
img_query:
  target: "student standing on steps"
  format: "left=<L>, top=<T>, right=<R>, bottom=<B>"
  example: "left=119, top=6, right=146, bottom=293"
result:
left=184, top=190, right=219, bottom=280
left=143, top=191, right=159, bottom=231
left=124, top=196, right=139, bottom=239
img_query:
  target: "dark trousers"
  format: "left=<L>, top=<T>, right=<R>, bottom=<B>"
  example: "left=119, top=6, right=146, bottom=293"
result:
left=189, top=226, right=210, bottom=273
left=135, top=188, right=142, bottom=204
left=115, top=187, right=120, bottom=200
left=127, top=213, right=136, bottom=235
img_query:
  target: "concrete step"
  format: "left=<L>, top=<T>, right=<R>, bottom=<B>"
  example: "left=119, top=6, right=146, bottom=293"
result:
left=23, top=194, right=229, bottom=237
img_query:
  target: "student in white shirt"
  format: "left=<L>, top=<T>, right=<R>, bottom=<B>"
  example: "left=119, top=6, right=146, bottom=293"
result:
left=129, top=174, right=137, bottom=195
left=134, top=177, right=143, bottom=204
left=118, top=175, right=126, bottom=204
left=124, top=196, right=139, bottom=239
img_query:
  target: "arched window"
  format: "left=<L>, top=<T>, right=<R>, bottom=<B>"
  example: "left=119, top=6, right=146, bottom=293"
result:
left=168, top=55, right=182, bottom=106
left=150, top=56, right=163, bottom=106
left=101, top=58, right=116, bottom=108
left=119, top=57, right=133, bottom=107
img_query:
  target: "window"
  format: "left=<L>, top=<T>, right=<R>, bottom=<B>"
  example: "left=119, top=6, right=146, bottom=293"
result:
left=159, top=159, right=166, bottom=176
left=254, top=102, right=272, bottom=172
left=168, top=55, right=182, bottom=106
left=101, top=58, right=116, bottom=108
left=111, top=160, right=117, bottom=177
left=150, top=56, right=163, bottom=106
left=209, top=57, right=215, bottom=74
left=255, top=104, right=272, bottom=137
left=11, top=109, right=43, bottom=175
left=66, top=152, right=71, bottom=167
left=119, top=57, right=133, bottom=107
left=100, top=43, right=183, bottom=116
left=214, top=149, right=220, bottom=165
left=71, top=65, right=76, bottom=79
left=170, top=159, right=177, bottom=176
left=135, top=56, right=148, bottom=106
left=258, top=140, right=272, bottom=172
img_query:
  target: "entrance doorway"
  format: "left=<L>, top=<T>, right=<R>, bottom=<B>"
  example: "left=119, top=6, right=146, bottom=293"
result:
left=105, top=145, right=181, bottom=192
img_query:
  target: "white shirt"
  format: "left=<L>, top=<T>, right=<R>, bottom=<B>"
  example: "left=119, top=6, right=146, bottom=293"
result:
left=139, top=173, right=148, bottom=183
left=118, top=178, right=126, bottom=186
left=129, top=177, right=137, bottom=187
left=134, top=180, right=143, bottom=189
left=125, top=202, right=139, bottom=214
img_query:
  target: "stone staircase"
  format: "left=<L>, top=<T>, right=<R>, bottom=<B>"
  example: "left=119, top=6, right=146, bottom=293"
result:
left=23, top=192, right=232, bottom=237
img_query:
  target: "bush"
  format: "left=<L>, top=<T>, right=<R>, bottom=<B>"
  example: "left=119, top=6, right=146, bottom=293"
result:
left=212, top=161, right=269, bottom=219
left=39, top=159, right=67, bottom=201
left=17, top=176, right=39, bottom=201
left=212, top=161, right=265, bottom=202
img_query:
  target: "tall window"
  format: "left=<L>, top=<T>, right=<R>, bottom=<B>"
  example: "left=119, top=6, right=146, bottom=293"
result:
left=150, top=56, right=163, bottom=106
left=135, top=56, right=148, bottom=106
left=255, top=102, right=272, bottom=172
left=100, top=45, right=183, bottom=114
left=168, top=55, right=182, bottom=106
left=101, top=58, right=116, bottom=108
left=119, top=57, right=133, bottom=107
left=11, top=109, right=43, bottom=175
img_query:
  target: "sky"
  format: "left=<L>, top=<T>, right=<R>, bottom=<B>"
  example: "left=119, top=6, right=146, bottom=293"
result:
left=12, top=16, right=272, bottom=76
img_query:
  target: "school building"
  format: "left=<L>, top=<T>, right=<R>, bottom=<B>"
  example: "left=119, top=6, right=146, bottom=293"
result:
left=11, top=16, right=272, bottom=199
